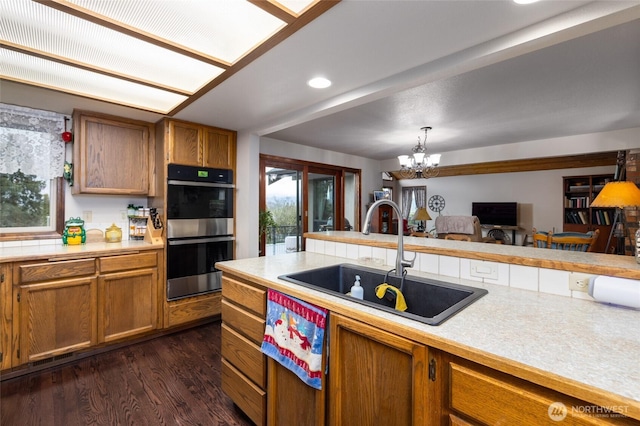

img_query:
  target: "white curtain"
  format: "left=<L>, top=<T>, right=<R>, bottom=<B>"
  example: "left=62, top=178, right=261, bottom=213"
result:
left=0, top=103, right=66, bottom=180
left=414, top=186, right=426, bottom=209
left=401, top=186, right=427, bottom=219
left=401, top=187, right=414, bottom=219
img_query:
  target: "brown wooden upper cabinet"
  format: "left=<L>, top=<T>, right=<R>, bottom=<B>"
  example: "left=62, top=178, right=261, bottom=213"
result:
left=72, top=110, right=156, bottom=195
left=162, top=119, right=236, bottom=170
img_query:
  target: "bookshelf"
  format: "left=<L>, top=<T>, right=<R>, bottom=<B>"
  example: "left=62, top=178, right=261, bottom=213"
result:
left=563, top=174, right=615, bottom=253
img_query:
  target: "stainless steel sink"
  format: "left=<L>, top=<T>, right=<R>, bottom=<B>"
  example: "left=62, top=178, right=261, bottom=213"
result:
left=278, top=263, right=488, bottom=325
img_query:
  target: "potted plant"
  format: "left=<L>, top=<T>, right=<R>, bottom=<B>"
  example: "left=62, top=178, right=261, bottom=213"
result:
left=259, top=210, right=276, bottom=242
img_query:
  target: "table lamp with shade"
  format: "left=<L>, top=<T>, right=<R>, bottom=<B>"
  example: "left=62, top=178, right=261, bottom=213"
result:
left=413, top=207, right=431, bottom=232
left=590, top=181, right=640, bottom=256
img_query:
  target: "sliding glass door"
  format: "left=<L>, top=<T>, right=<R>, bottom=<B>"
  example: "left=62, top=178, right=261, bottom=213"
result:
left=263, top=164, right=303, bottom=256
left=260, top=155, right=361, bottom=256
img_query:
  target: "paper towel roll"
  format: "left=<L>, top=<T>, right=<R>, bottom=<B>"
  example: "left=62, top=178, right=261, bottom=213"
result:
left=588, top=276, right=640, bottom=309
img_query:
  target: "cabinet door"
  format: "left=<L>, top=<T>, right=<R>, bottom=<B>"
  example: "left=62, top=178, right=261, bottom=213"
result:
left=73, top=111, right=153, bottom=195
left=267, top=354, right=325, bottom=426
left=18, top=277, right=98, bottom=364
left=0, top=264, right=12, bottom=370
left=329, top=313, right=429, bottom=426
left=203, top=128, right=235, bottom=169
left=98, top=268, right=158, bottom=343
left=168, top=120, right=201, bottom=166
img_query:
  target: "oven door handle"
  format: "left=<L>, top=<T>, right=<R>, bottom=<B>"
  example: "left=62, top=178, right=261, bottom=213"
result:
left=168, top=236, right=235, bottom=246
left=168, top=180, right=234, bottom=189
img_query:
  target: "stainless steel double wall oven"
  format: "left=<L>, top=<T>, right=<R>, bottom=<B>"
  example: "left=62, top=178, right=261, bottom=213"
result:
left=166, top=164, right=234, bottom=300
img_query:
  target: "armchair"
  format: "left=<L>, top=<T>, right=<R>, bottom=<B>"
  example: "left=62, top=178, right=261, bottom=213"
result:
left=435, top=216, right=486, bottom=242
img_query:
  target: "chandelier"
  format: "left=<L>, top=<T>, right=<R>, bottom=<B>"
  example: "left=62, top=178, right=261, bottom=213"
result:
left=398, top=126, right=441, bottom=179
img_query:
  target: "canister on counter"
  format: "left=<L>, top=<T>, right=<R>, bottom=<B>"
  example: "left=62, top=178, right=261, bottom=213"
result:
left=105, top=223, right=122, bottom=243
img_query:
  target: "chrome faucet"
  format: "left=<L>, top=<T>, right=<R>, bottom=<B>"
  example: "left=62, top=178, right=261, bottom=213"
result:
left=362, top=199, right=415, bottom=278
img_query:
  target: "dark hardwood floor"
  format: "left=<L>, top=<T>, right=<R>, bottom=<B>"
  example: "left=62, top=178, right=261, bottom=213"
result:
left=0, top=321, right=253, bottom=426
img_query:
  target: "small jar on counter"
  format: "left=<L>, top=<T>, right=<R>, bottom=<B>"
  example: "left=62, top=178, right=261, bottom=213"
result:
left=105, top=223, right=122, bottom=243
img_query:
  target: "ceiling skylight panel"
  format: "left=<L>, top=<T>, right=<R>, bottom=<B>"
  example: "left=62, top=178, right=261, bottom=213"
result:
left=2, top=0, right=223, bottom=94
left=65, top=0, right=287, bottom=63
left=273, top=0, right=319, bottom=16
left=1, top=49, right=187, bottom=113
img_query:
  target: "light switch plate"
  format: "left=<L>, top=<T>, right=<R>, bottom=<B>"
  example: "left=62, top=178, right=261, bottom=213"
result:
left=470, top=260, right=498, bottom=280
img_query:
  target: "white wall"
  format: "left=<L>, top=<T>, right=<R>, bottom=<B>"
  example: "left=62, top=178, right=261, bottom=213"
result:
left=380, top=128, right=639, bottom=245
left=235, top=131, right=260, bottom=259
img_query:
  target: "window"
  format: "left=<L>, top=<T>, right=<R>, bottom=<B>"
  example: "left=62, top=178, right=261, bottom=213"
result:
left=401, top=186, right=427, bottom=229
left=0, top=104, right=66, bottom=240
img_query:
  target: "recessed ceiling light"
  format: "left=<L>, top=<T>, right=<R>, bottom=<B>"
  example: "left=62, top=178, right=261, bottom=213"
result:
left=513, top=0, right=540, bottom=4
left=308, top=77, right=332, bottom=89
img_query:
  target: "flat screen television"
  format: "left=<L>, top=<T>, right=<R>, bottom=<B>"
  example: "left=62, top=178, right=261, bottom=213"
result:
left=472, top=202, right=518, bottom=226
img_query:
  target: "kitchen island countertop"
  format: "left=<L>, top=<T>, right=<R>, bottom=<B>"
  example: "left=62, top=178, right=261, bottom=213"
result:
left=218, top=250, right=640, bottom=420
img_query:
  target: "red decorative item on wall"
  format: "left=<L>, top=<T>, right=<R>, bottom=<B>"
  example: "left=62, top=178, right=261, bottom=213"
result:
left=62, top=116, right=72, bottom=142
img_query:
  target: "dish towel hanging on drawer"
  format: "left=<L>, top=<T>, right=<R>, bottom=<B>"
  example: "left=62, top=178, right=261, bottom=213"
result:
left=261, top=289, right=328, bottom=390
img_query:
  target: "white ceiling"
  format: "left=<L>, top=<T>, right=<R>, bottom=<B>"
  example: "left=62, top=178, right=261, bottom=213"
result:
left=3, top=1, right=640, bottom=163
left=173, top=0, right=640, bottom=161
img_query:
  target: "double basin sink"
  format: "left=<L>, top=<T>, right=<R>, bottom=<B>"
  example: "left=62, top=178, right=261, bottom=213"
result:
left=279, top=263, right=487, bottom=325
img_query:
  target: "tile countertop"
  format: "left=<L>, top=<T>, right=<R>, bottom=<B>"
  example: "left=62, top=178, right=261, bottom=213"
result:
left=0, top=240, right=164, bottom=263
left=217, top=251, right=640, bottom=420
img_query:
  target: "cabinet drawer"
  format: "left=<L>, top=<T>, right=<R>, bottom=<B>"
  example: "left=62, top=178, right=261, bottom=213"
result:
left=221, top=323, right=265, bottom=388
left=449, top=363, right=616, bottom=425
left=222, top=276, right=265, bottom=316
left=221, top=299, right=265, bottom=345
left=166, top=292, right=221, bottom=327
left=99, top=252, right=157, bottom=273
left=222, top=358, right=265, bottom=426
left=17, top=259, right=96, bottom=284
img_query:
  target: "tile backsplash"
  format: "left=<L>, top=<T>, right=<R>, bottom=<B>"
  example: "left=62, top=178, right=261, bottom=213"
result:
left=305, top=238, right=595, bottom=302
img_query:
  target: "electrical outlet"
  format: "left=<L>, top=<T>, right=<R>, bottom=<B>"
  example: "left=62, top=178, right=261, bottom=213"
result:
left=120, top=210, right=127, bottom=221
left=470, top=260, right=498, bottom=280
left=569, top=272, right=592, bottom=292
left=82, top=210, right=92, bottom=222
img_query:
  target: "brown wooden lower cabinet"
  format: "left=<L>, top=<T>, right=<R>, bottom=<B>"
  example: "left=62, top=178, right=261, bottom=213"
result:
left=267, top=351, right=326, bottom=426
left=98, top=268, right=158, bottom=343
left=220, top=273, right=638, bottom=426
left=17, top=276, right=98, bottom=364
left=6, top=250, right=166, bottom=369
left=441, top=352, right=636, bottom=426
left=221, top=274, right=267, bottom=426
left=328, top=312, right=432, bottom=426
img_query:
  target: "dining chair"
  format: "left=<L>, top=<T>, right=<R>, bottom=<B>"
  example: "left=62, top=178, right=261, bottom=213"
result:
left=531, top=228, right=599, bottom=252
